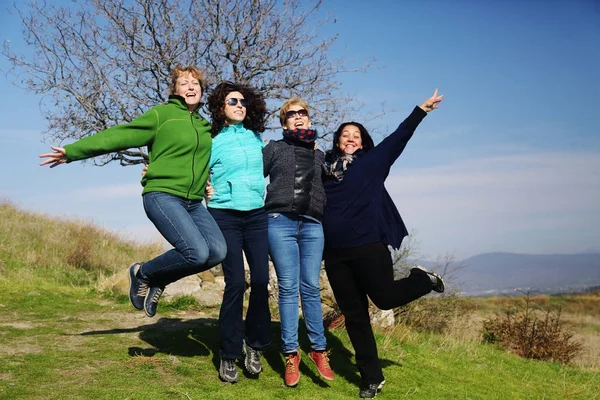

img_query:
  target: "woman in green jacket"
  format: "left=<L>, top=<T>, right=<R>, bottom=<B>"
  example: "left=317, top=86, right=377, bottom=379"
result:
left=39, top=66, right=227, bottom=318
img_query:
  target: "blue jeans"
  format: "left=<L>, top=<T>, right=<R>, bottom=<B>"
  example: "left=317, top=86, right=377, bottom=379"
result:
left=268, top=212, right=326, bottom=353
left=140, top=192, right=227, bottom=288
left=209, top=207, right=271, bottom=360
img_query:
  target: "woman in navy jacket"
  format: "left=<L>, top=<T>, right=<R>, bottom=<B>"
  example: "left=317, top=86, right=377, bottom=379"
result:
left=322, top=89, right=445, bottom=399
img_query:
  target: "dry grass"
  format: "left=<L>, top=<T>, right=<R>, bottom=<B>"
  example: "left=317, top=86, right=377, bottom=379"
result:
left=2, top=200, right=599, bottom=373
left=442, top=293, right=600, bottom=370
left=0, top=201, right=163, bottom=285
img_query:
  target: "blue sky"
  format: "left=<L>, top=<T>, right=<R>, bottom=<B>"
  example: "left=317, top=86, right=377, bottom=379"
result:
left=1, top=0, right=599, bottom=260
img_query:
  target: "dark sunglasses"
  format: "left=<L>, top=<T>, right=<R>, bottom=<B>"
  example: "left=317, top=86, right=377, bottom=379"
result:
left=225, top=98, right=249, bottom=107
left=285, top=109, right=308, bottom=119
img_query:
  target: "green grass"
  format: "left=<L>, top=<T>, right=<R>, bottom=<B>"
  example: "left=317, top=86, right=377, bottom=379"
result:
left=1, top=279, right=599, bottom=399
left=1, top=201, right=599, bottom=399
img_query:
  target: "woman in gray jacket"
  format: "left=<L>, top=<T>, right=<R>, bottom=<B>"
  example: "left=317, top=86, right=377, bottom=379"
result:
left=263, top=97, right=334, bottom=387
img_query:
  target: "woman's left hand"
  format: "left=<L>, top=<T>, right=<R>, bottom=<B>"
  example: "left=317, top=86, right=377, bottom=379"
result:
left=419, top=89, right=444, bottom=113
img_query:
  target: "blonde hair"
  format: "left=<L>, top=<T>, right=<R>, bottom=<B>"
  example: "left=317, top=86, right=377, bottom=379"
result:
left=168, top=66, right=205, bottom=95
left=279, top=97, right=310, bottom=126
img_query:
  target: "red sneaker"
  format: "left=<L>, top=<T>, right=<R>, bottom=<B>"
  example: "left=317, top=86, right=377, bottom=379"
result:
left=284, top=352, right=301, bottom=387
left=309, top=350, right=335, bottom=381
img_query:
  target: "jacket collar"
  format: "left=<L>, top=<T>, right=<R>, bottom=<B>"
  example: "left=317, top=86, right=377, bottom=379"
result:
left=221, top=123, right=250, bottom=134
left=168, top=95, right=201, bottom=114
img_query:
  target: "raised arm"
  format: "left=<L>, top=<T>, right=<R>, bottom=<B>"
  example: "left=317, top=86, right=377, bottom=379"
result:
left=369, top=88, right=444, bottom=174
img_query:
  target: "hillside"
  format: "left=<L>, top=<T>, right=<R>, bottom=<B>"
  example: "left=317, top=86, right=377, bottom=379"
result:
left=453, top=252, right=600, bottom=296
left=414, top=252, right=600, bottom=296
left=1, top=202, right=599, bottom=399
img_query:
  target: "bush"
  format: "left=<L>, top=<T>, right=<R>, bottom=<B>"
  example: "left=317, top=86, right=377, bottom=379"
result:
left=482, top=292, right=582, bottom=364
left=394, top=294, right=471, bottom=334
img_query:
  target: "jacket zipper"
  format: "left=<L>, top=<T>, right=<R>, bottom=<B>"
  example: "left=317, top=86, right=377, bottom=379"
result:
left=186, top=113, right=200, bottom=199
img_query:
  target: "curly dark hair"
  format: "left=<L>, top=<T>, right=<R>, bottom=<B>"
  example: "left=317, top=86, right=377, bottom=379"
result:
left=207, top=81, right=267, bottom=136
left=327, top=121, right=375, bottom=159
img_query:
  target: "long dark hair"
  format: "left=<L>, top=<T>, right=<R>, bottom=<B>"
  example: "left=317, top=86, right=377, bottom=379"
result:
left=327, top=121, right=375, bottom=159
left=207, top=81, right=267, bottom=137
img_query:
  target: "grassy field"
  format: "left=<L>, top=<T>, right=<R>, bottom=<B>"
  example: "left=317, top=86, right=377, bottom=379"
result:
left=1, top=202, right=599, bottom=399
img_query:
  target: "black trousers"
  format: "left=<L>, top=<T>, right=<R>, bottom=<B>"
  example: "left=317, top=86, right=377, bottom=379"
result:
left=324, top=242, right=432, bottom=385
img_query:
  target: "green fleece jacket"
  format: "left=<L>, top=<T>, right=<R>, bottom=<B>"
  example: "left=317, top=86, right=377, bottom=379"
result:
left=64, top=96, right=212, bottom=200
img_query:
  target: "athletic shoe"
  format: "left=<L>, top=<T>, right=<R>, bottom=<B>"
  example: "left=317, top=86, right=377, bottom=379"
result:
left=128, top=262, right=148, bottom=310
left=144, top=286, right=164, bottom=318
left=219, top=359, right=239, bottom=383
left=243, top=341, right=262, bottom=374
left=411, top=266, right=445, bottom=293
left=358, top=379, right=385, bottom=398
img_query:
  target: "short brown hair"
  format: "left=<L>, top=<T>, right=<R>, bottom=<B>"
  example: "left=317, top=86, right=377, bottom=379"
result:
left=168, top=66, right=205, bottom=95
left=279, top=97, right=310, bottom=126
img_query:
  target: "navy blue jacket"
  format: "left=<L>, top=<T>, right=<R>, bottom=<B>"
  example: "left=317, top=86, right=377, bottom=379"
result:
left=322, top=106, right=427, bottom=250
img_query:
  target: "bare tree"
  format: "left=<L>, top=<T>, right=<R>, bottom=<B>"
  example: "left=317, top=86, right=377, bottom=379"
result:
left=3, top=0, right=371, bottom=166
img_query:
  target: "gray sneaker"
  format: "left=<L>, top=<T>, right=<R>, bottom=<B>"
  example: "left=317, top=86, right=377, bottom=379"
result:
left=411, top=266, right=445, bottom=293
left=144, top=286, right=164, bottom=318
left=359, top=379, right=385, bottom=398
left=128, top=263, right=148, bottom=310
left=243, top=341, right=262, bottom=374
left=219, top=359, right=239, bottom=383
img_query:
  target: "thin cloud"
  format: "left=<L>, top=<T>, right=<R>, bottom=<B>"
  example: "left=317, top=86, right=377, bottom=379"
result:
left=386, top=151, right=600, bottom=258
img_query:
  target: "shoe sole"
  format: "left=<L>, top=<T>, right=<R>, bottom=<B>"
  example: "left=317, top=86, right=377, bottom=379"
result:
left=431, top=272, right=445, bottom=293
left=308, top=354, right=334, bottom=381
left=219, top=374, right=238, bottom=384
left=285, top=376, right=300, bottom=387
left=144, top=308, right=156, bottom=318
left=128, top=263, right=144, bottom=311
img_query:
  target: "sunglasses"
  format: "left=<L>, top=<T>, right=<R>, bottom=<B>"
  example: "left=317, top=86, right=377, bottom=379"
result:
left=285, top=109, right=308, bottom=119
left=225, top=98, right=249, bottom=107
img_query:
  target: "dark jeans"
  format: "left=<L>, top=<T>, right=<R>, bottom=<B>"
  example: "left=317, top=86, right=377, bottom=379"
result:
left=209, top=207, right=271, bottom=360
left=324, top=242, right=432, bottom=385
left=141, top=191, right=227, bottom=288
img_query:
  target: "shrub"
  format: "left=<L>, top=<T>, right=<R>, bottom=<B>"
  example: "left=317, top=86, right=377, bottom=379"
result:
left=482, top=292, right=582, bottom=364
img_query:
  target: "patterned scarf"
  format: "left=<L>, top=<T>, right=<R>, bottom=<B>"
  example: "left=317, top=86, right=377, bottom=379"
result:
left=282, top=128, right=317, bottom=144
left=323, top=152, right=357, bottom=182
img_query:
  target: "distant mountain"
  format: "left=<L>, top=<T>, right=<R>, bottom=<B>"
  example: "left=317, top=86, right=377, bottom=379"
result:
left=414, top=252, right=600, bottom=297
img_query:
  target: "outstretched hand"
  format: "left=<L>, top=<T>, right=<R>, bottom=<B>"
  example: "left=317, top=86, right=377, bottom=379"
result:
left=39, top=146, right=67, bottom=168
left=419, top=89, right=444, bottom=113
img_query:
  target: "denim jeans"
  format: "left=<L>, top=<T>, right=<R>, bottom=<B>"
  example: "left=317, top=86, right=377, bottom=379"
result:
left=268, top=212, right=327, bottom=353
left=208, top=207, right=271, bottom=360
left=140, top=192, right=227, bottom=288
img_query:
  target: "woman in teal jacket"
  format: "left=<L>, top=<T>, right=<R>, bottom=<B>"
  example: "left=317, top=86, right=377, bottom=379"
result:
left=39, top=66, right=227, bottom=318
left=206, top=81, right=271, bottom=384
